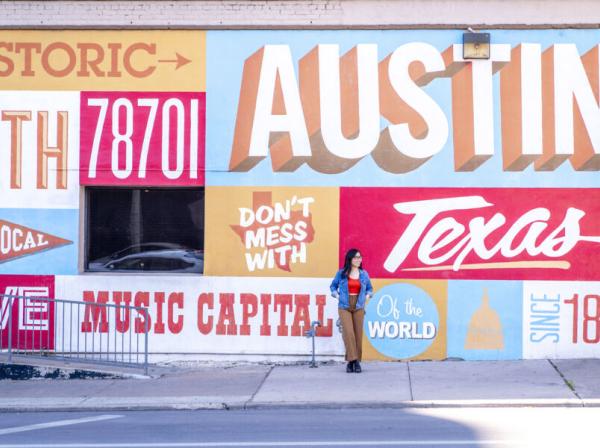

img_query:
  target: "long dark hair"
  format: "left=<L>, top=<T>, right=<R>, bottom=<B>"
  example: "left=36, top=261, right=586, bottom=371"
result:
left=342, top=248, right=362, bottom=278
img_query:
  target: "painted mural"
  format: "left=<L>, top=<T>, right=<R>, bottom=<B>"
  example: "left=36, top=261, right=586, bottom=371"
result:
left=523, top=281, right=600, bottom=359
left=0, top=275, right=55, bottom=351
left=206, top=30, right=600, bottom=187
left=363, top=279, right=447, bottom=361
left=205, top=186, right=338, bottom=276
left=54, top=275, right=340, bottom=356
left=340, top=187, right=600, bottom=281
left=0, top=29, right=599, bottom=361
left=80, top=92, right=206, bottom=186
left=447, top=280, right=523, bottom=360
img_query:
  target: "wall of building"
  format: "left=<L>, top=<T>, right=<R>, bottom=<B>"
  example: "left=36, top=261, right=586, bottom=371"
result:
left=1, top=1, right=600, bottom=28
left=0, top=2, right=599, bottom=362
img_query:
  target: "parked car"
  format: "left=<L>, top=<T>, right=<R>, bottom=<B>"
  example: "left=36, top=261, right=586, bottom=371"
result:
left=88, top=243, right=204, bottom=273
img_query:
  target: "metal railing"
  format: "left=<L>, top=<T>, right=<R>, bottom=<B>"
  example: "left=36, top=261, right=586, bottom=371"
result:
left=0, top=294, right=149, bottom=375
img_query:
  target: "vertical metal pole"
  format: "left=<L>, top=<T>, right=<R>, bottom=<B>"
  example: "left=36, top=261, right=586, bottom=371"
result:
left=36, top=298, right=40, bottom=355
left=144, top=308, right=148, bottom=376
left=113, top=306, right=116, bottom=363
left=98, top=306, right=102, bottom=362
left=129, top=315, right=132, bottom=363
left=40, top=299, right=43, bottom=355
left=69, top=302, right=72, bottom=358
left=308, top=321, right=320, bottom=368
left=121, top=308, right=125, bottom=363
left=106, top=308, right=112, bottom=362
left=60, top=300, right=63, bottom=356
left=37, top=298, right=41, bottom=355
left=105, top=308, right=108, bottom=362
left=106, top=314, right=109, bottom=362
left=107, top=304, right=112, bottom=362
left=311, top=330, right=316, bottom=367
left=78, top=303, right=82, bottom=361
left=21, top=298, right=25, bottom=356
left=91, top=306, right=95, bottom=361
left=17, top=297, right=21, bottom=357
left=136, top=319, right=139, bottom=364
left=7, top=296, right=13, bottom=363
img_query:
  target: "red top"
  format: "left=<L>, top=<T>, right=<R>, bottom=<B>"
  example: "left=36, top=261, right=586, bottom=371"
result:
left=348, top=277, right=361, bottom=294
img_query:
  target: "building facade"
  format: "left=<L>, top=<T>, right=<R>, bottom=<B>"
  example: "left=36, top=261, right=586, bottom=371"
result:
left=0, top=1, right=599, bottom=362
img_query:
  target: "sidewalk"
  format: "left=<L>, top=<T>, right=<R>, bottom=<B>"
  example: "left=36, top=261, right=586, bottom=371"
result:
left=1, top=358, right=599, bottom=411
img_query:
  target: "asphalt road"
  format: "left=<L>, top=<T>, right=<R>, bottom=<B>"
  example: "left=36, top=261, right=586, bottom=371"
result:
left=0, top=407, right=598, bottom=447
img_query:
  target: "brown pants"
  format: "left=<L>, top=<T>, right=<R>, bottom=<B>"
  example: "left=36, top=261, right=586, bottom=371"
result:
left=339, top=294, right=364, bottom=362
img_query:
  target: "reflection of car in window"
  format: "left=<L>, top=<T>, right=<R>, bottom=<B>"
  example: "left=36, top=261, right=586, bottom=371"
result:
left=87, top=243, right=203, bottom=273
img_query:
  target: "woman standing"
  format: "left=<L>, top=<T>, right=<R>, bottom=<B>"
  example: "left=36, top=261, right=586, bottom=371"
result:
left=330, top=248, right=374, bottom=373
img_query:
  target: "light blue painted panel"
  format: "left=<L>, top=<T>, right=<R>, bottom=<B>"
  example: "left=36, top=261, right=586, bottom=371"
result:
left=447, top=280, right=523, bottom=360
left=0, top=209, right=78, bottom=275
left=206, top=29, right=600, bottom=187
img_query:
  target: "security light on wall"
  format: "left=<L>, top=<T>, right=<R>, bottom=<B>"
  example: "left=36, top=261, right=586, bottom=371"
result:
left=463, top=31, right=490, bottom=59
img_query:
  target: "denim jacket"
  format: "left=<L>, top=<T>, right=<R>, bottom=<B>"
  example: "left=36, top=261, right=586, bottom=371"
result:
left=330, top=269, right=374, bottom=310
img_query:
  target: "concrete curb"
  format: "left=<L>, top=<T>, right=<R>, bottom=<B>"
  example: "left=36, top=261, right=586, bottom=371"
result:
left=0, top=397, right=595, bottom=412
left=243, top=398, right=588, bottom=409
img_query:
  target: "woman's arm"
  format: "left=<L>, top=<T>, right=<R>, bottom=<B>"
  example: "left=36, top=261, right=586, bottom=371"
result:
left=364, top=271, right=374, bottom=298
left=330, top=270, right=341, bottom=298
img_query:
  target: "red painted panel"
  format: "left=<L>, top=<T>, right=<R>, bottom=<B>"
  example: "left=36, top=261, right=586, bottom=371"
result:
left=340, top=188, right=600, bottom=280
left=0, top=275, right=55, bottom=351
left=80, top=92, right=205, bottom=186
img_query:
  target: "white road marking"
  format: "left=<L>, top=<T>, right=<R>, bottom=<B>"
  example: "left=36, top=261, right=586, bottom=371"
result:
left=0, top=440, right=526, bottom=447
left=0, top=415, right=123, bottom=436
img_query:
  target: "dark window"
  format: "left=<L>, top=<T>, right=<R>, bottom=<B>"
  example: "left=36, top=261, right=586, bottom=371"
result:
left=86, top=188, right=204, bottom=273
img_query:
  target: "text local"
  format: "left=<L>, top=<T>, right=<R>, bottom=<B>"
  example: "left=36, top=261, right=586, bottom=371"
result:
left=230, top=42, right=600, bottom=173
left=80, top=290, right=334, bottom=337
left=0, top=225, right=48, bottom=255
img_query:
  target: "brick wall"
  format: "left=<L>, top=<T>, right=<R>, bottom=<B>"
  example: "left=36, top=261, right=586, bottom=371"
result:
left=1, top=0, right=599, bottom=28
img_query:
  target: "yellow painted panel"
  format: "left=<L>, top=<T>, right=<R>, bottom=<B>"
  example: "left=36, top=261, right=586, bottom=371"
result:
left=205, top=186, right=339, bottom=277
left=362, top=279, right=448, bottom=361
left=0, top=30, right=205, bottom=91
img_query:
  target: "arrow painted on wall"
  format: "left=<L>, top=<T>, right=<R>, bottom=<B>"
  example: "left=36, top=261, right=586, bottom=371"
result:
left=157, top=53, right=192, bottom=70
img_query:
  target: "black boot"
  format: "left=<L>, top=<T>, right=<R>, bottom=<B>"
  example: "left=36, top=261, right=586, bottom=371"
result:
left=346, top=361, right=355, bottom=373
left=354, top=361, right=362, bottom=373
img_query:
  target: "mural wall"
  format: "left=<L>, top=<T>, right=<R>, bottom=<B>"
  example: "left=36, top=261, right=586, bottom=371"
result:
left=1, top=29, right=599, bottom=361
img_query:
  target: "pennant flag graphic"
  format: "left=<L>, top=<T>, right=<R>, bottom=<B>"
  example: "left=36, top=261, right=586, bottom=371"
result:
left=0, top=219, right=72, bottom=263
